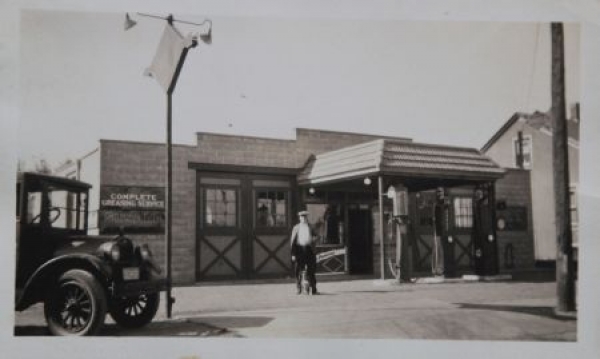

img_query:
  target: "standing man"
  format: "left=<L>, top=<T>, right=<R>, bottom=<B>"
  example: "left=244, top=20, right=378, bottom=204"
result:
left=290, top=210, right=318, bottom=295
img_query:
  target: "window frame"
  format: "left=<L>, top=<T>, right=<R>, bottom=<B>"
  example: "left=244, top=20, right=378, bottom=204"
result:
left=570, top=184, right=578, bottom=247
left=452, top=196, right=474, bottom=231
left=254, top=188, right=289, bottom=229
left=512, top=134, right=533, bottom=169
left=202, top=186, right=239, bottom=228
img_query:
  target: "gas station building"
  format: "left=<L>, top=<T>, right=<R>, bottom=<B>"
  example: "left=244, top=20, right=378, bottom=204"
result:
left=95, top=128, right=534, bottom=284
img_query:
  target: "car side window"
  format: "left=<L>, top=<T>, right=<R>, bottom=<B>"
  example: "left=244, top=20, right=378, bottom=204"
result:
left=27, top=192, right=43, bottom=224
left=48, top=188, right=82, bottom=230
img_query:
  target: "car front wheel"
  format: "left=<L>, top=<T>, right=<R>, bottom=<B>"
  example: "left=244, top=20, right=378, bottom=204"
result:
left=44, top=269, right=107, bottom=336
left=109, top=292, right=160, bottom=328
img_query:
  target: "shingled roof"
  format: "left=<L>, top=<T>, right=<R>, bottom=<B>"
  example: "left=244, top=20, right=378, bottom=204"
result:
left=298, top=139, right=505, bottom=186
left=481, top=110, right=580, bottom=152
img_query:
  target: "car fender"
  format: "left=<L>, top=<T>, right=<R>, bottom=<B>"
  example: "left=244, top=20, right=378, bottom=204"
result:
left=15, top=254, right=113, bottom=311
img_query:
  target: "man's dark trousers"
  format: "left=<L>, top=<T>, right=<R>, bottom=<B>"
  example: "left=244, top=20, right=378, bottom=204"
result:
left=294, top=245, right=317, bottom=293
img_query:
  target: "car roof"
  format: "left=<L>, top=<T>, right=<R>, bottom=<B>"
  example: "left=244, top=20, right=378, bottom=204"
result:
left=18, top=172, right=92, bottom=190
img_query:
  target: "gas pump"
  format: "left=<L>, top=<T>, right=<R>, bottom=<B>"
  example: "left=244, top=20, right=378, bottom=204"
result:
left=386, top=185, right=411, bottom=283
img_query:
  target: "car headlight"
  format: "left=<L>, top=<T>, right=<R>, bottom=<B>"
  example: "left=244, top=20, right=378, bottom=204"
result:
left=139, top=244, right=153, bottom=262
left=110, top=244, right=121, bottom=262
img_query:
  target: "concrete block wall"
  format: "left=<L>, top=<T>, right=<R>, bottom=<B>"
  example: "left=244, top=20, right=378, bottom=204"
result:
left=192, top=133, right=297, bottom=168
left=494, top=169, right=535, bottom=271
left=193, top=128, right=412, bottom=169
left=100, top=140, right=198, bottom=284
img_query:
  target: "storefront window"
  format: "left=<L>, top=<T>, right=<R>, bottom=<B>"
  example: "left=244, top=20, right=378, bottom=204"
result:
left=453, top=197, right=473, bottom=228
left=205, top=188, right=237, bottom=227
left=307, top=204, right=343, bottom=245
left=256, top=190, right=287, bottom=227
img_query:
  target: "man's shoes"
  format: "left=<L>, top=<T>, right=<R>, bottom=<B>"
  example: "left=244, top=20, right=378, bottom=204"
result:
left=310, top=289, right=319, bottom=295
left=297, top=287, right=302, bottom=295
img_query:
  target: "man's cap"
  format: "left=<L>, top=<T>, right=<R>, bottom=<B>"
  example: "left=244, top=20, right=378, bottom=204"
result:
left=298, top=210, right=309, bottom=216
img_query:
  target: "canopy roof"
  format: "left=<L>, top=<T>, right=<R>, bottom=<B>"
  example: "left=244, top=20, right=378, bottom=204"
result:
left=298, top=139, right=505, bottom=186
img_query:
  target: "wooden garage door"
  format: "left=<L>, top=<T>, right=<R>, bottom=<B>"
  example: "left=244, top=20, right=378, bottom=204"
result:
left=196, top=174, right=293, bottom=280
left=197, top=177, right=244, bottom=279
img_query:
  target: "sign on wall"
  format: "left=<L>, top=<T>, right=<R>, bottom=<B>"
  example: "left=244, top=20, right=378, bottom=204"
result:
left=99, top=186, right=165, bottom=234
left=496, top=206, right=528, bottom=231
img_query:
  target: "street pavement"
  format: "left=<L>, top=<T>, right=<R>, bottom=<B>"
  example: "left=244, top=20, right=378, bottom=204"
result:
left=14, top=275, right=576, bottom=341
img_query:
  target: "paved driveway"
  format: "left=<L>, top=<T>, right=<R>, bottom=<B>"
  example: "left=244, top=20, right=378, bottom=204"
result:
left=14, top=278, right=576, bottom=340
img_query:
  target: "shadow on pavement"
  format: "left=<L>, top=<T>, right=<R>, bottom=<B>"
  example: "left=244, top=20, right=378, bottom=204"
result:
left=13, top=317, right=262, bottom=337
left=455, top=303, right=576, bottom=321
left=14, top=325, right=49, bottom=336
left=345, top=290, right=405, bottom=294
left=190, top=316, right=273, bottom=329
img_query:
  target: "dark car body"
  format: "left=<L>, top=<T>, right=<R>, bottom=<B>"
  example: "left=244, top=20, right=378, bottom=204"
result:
left=15, top=172, right=165, bottom=335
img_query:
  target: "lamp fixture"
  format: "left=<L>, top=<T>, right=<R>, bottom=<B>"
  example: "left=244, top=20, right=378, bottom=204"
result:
left=124, top=13, right=137, bottom=31
left=309, top=187, right=315, bottom=195
left=363, top=177, right=372, bottom=186
left=124, top=13, right=212, bottom=44
left=386, top=185, right=396, bottom=199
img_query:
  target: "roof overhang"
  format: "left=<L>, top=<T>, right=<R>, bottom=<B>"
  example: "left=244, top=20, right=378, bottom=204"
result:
left=298, top=139, right=505, bottom=187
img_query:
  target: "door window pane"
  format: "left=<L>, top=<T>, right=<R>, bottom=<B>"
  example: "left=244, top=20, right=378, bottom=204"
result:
left=205, top=188, right=237, bottom=227
left=453, top=197, right=473, bottom=228
left=256, top=190, right=287, bottom=228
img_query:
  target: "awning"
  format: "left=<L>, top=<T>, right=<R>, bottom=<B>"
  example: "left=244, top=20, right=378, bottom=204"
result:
left=297, top=139, right=505, bottom=186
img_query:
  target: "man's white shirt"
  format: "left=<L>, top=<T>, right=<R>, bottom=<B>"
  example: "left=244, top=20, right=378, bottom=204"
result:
left=296, top=223, right=312, bottom=246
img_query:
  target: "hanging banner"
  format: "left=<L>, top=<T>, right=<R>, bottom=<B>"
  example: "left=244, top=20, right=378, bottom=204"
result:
left=99, top=186, right=165, bottom=234
left=145, top=23, right=196, bottom=93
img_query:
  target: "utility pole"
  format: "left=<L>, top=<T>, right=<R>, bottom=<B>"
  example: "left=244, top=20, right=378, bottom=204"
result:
left=125, top=12, right=212, bottom=318
left=550, top=22, right=576, bottom=314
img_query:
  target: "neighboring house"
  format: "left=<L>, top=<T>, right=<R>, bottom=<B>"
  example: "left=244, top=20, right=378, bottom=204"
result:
left=482, top=106, right=580, bottom=263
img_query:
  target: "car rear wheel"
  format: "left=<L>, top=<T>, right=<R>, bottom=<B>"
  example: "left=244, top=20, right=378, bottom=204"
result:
left=44, top=270, right=107, bottom=336
left=109, top=292, right=160, bottom=328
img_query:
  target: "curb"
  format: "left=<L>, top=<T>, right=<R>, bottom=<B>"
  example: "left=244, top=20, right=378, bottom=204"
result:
left=372, top=274, right=513, bottom=286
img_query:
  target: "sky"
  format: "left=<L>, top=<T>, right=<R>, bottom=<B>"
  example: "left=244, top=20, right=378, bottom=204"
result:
left=17, top=10, right=581, bottom=169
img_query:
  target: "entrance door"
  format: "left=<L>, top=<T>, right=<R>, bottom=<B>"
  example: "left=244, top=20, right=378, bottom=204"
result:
left=348, top=207, right=373, bottom=274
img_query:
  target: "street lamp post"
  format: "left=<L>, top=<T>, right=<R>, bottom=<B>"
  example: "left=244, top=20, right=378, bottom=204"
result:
left=125, top=12, right=212, bottom=318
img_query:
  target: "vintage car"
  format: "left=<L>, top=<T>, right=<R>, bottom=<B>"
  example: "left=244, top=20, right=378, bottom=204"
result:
left=15, top=172, right=166, bottom=335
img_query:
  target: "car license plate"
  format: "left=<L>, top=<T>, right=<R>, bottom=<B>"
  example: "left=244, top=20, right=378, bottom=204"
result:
left=123, top=267, right=140, bottom=281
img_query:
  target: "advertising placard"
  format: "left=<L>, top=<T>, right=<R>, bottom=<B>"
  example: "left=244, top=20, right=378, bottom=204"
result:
left=99, top=186, right=165, bottom=234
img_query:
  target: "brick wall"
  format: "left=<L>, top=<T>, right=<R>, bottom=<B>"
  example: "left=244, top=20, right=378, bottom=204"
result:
left=494, top=169, right=535, bottom=271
